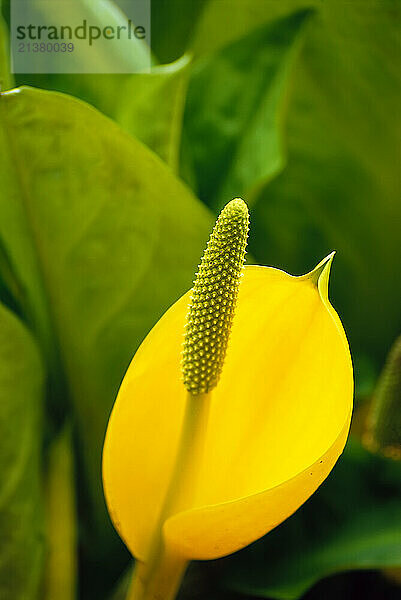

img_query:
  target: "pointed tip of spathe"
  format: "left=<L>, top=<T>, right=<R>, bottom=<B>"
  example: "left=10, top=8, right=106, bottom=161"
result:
left=301, top=252, right=336, bottom=300
left=307, top=251, right=336, bottom=285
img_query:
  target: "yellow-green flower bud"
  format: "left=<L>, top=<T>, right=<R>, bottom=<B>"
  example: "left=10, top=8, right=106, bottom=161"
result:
left=182, top=198, right=249, bottom=395
left=365, top=335, right=401, bottom=459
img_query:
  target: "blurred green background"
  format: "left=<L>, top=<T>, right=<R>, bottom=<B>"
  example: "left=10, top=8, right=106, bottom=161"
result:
left=0, top=1, right=400, bottom=599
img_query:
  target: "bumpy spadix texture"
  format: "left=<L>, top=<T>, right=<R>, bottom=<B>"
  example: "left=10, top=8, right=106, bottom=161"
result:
left=103, top=253, right=353, bottom=562
left=183, top=198, right=249, bottom=394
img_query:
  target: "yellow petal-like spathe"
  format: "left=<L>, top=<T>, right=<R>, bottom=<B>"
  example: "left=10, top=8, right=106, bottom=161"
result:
left=103, top=256, right=353, bottom=561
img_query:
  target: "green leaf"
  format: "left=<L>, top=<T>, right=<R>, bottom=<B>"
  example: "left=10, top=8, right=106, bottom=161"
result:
left=115, top=55, right=191, bottom=171
left=183, top=10, right=312, bottom=210
left=0, top=302, right=44, bottom=599
left=222, top=439, right=401, bottom=599
left=0, top=86, right=213, bottom=559
left=0, top=92, right=58, bottom=379
left=249, top=0, right=401, bottom=367
left=0, top=12, right=13, bottom=91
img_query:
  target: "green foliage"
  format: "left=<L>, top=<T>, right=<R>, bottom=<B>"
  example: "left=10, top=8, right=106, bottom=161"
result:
left=183, top=10, right=312, bottom=209
left=115, top=55, right=191, bottom=170
left=0, top=303, right=44, bottom=599
left=222, top=439, right=401, bottom=599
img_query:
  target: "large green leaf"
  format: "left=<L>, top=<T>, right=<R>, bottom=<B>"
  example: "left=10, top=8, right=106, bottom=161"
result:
left=0, top=302, right=44, bottom=599
left=183, top=10, right=312, bottom=210
left=222, top=439, right=401, bottom=599
left=249, top=0, right=401, bottom=366
left=0, top=86, right=213, bottom=558
left=115, top=55, right=191, bottom=171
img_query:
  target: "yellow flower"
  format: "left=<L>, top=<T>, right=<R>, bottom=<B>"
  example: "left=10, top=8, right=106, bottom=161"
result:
left=102, top=199, right=353, bottom=600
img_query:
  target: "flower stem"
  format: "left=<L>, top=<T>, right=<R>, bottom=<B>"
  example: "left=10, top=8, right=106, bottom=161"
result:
left=44, top=422, right=77, bottom=600
left=127, top=392, right=211, bottom=600
left=127, top=546, right=187, bottom=600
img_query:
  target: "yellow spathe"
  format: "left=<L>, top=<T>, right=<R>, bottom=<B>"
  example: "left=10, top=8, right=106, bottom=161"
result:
left=102, top=256, right=353, bottom=563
